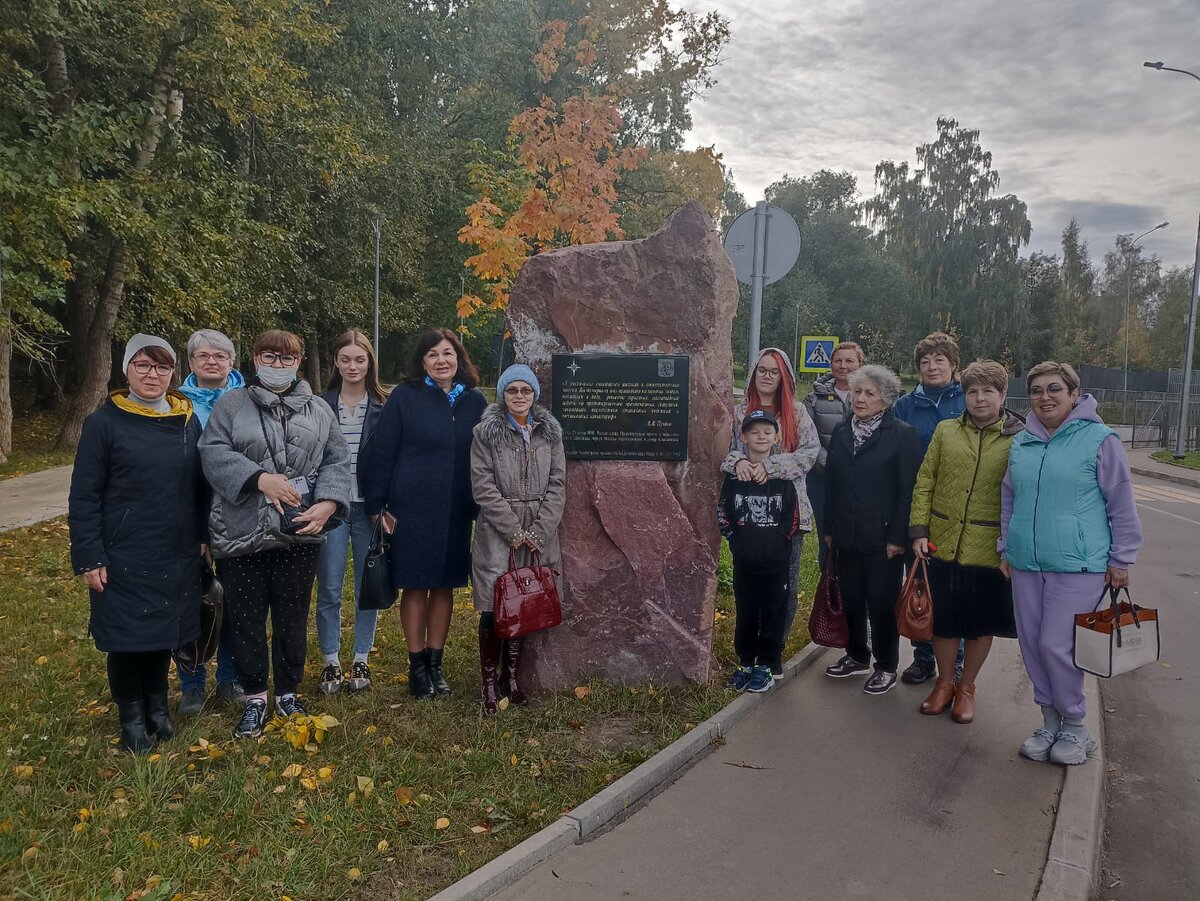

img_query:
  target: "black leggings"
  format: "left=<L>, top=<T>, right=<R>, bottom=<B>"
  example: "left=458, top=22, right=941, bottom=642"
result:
left=107, top=651, right=172, bottom=704
left=218, top=544, right=321, bottom=695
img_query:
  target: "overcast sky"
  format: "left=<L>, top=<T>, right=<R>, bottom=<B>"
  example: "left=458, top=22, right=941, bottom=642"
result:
left=683, top=0, right=1200, bottom=269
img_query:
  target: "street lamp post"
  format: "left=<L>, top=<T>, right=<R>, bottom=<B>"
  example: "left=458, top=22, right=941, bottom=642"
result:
left=1123, top=222, right=1169, bottom=391
left=371, top=213, right=384, bottom=358
left=1143, top=60, right=1200, bottom=457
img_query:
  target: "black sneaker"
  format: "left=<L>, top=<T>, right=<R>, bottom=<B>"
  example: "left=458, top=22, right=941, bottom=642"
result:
left=233, top=699, right=268, bottom=739
left=347, top=661, right=371, bottom=693
left=319, top=664, right=344, bottom=695
left=901, top=659, right=937, bottom=685
left=275, top=694, right=308, bottom=718
left=864, top=669, right=898, bottom=695
left=825, top=655, right=871, bottom=678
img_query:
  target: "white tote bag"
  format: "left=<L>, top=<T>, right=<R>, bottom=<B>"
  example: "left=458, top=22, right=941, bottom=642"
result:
left=1073, top=586, right=1160, bottom=678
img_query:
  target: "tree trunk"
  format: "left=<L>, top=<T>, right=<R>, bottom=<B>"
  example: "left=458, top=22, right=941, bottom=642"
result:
left=306, top=330, right=323, bottom=394
left=54, top=28, right=187, bottom=449
left=0, top=312, right=11, bottom=464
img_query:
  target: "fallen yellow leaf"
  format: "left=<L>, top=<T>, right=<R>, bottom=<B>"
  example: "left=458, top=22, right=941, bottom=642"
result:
left=147, top=753, right=162, bottom=763
left=364, top=725, right=377, bottom=735
left=498, top=697, right=510, bottom=710
left=574, top=685, right=591, bottom=700
left=435, top=817, right=450, bottom=830
left=348, top=867, right=361, bottom=881
left=470, top=824, right=490, bottom=834
left=394, top=787, right=414, bottom=805
left=13, top=765, right=33, bottom=779
left=272, top=785, right=287, bottom=794
left=35, top=656, right=48, bottom=666
left=510, top=754, right=518, bottom=766
left=300, top=777, right=317, bottom=790
left=317, top=766, right=333, bottom=779
left=356, top=775, right=375, bottom=796
left=22, top=846, right=38, bottom=862
left=281, top=763, right=303, bottom=779
left=377, top=839, right=389, bottom=854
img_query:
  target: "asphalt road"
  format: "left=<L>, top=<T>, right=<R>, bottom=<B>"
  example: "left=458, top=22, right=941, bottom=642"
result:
left=1100, top=474, right=1200, bottom=900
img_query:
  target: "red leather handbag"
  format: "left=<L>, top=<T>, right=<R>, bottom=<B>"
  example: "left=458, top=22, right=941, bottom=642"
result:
left=896, top=557, right=934, bottom=642
left=808, top=552, right=850, bottom=647
left=493, top=548, right=562, bottom=639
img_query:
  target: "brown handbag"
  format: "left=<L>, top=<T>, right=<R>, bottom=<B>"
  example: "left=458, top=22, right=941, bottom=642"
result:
left=493, top=548, right=562, bottom=640
left=895, top=557, right=934, bottom=642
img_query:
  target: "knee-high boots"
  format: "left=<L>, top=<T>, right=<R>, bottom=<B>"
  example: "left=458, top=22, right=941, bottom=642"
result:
left=479, top=622, right=503, bottom=713
left=499, top=638, right=528, bottom=706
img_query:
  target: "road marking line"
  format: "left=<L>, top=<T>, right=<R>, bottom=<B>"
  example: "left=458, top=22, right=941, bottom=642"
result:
left=1133, top=483, right=1200, bottom=503
left=1136, top=502, right=1200, bottom=527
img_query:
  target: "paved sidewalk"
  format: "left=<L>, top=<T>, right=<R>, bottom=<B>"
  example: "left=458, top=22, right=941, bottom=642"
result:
left=0, top=465, right=73, bottom=532
left=494, top=641, right=1077, bottom=901
left=1124, top=446, right=1200, bottom=489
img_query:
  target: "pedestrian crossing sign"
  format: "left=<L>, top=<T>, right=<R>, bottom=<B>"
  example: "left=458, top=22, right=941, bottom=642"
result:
left=800, top=336, right=838, bottom=373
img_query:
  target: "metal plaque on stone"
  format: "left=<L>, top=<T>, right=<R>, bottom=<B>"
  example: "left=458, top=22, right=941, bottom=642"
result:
left=552, top=353, right=690, bottom=461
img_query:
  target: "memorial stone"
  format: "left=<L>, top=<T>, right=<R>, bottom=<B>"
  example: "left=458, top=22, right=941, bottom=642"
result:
left=505, top=200, right=738, bottom=687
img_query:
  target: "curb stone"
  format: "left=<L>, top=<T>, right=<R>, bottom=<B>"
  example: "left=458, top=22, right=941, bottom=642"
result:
left=1035, top=673, right=1105, bottom=901
left=427, top=641, right=828, bottom=901
left=1129, top=464, right=1200, bottom=490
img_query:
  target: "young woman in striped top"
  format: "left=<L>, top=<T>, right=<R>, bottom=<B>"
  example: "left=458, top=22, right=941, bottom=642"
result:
left=315, top=330, right=390, bottom=693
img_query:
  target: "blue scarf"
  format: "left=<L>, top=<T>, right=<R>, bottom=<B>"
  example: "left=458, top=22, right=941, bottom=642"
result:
left=425, top=376, right=466, bottom=407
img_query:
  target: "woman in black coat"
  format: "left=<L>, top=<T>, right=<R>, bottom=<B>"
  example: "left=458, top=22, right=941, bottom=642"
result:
left=68, top=335, right=208, bottom=753
left=822, top=364, right=921, bottom=696
left=366, top=328, right=487, bottom=699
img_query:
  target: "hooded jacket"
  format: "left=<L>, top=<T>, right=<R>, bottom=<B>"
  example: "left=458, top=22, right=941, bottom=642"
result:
left=803, top=371, right=851, bottom=470
left=893, top=381, right=966, bottom=454
left=179, top=369, right=246, bottom=429
left=68, top=391, right=207, bottom=652
left=469, top=402, right=567, bottom=612
left=1000, top=394, right=1143, bottom=573
left=198, top=380, right=351, bottom=558
left=909, top=408, right=1025, bottom=568
left=722, top=347, right=820, bottom=530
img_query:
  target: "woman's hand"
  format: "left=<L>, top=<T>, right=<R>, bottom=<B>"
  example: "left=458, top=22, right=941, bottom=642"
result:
left=912, top=537, right=929, bottom=560
left=886, top=543, right=904, bottom=559
left=258, top=472, right=302, bottom=513
left=1105, top=566, right=1129, bottom=589
left=999, top=559, right=1011, bottom=580
left=734, top=459, right=754, bottom=482
left=371, top=511, right=396, bottom=535
left=200, top=544, right=212, bottom=564
left=749, top=462, right=768, bottom=485
left=823, top=535, right=832, bottom=548
left=82, top=566, right=108, bottom=593
left=292, top=500, right=337, bottom=536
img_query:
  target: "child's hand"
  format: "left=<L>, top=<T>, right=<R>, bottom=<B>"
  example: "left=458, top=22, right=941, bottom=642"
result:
left=750, top=462, right=768, bottom=484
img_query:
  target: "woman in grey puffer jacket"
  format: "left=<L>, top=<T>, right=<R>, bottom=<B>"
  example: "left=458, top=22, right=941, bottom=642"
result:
left=803, top=341, right=863, bottom=568
left=470, top=365, right=566, bottom=713
left=199, top=330, right=350, bottom=739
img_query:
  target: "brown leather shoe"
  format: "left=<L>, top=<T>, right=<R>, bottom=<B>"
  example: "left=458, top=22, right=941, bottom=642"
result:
left=952, top=682, right=976, bottom=724
left=920, top=679, right=956, bottom=716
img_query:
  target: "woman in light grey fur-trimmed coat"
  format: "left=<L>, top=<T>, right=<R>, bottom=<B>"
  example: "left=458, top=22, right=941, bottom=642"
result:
left=470, top=364, right=566, bottom=713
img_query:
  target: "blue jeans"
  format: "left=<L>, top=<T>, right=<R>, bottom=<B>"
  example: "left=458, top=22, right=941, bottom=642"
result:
left=911, top=639, right=965, bottom=670
left=315, top=502, right=379, bottom=658
left=177, top=617, right=237, bottom=691
left=807, top=468, right=828, bottom=569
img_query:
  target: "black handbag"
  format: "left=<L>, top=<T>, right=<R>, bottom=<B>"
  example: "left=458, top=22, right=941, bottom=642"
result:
left=177, top=560, right=224, bottom=675
left=258, top=408, right=342, bottom=535
left=357, top=513, right=397, bottom=611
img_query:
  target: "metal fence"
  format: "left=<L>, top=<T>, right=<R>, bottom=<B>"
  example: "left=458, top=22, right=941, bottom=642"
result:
left=1007, top=388, right=1168, bottom=428
left=1132, top=398, right=1200, bottom=452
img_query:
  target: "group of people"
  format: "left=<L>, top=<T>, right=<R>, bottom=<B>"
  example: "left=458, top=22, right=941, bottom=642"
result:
left=69, top=327, right=566, bottom=751
left=68, top=321, right=1141, bottom=767
left=718, top=332, right=1142, bottom=765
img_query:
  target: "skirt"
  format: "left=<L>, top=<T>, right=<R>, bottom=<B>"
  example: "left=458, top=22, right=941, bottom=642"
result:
left=927, top=557, right=1017, bottom=641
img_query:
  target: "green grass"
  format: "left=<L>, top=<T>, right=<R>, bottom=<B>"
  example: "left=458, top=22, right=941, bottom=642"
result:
left=0, top=521, right=817, bottom=900
left=0, top=411, right=75, bottom=482
left=1152, top=449, right=1200, bottom=470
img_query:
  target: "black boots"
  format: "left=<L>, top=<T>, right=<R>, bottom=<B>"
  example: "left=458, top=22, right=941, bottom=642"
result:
left=117, top=701, right=153, bottom=754
left=144, top=692, right=174, bottom=742
left=499, top=638, right=528, bottom=706
left=479, top=624, right=503, bottom=714
left=408, top=650, right=436, bottom=700
left=426, top=647, right=451, bottom=696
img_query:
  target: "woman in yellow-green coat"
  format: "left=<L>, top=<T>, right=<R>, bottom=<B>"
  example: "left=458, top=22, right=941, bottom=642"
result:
left=908, top=360, right=1023, bottom=725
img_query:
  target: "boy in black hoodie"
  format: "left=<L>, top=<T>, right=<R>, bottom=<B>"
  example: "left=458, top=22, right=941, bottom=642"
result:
left=718, top=410, right=800, bottom=693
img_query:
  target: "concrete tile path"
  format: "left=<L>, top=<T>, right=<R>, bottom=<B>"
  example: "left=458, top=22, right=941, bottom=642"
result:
left=0, top=465, right=73, bottom=532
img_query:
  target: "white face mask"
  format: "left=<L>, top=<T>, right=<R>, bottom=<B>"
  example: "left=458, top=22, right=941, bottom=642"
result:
left=257, top=366, right=298, bottom=389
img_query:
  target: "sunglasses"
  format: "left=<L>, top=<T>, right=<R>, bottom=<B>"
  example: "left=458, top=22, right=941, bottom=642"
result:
left=504, top=386, right=535, bottom=397
left=1029, top=384, right=1067, bottom=397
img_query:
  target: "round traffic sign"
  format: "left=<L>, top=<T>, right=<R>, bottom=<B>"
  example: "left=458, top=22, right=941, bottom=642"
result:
left=722, top=205, right=802, bottom=286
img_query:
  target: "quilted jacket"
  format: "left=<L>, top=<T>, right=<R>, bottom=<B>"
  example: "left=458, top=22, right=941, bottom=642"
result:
left=909, top=409, right=1024, bottom=568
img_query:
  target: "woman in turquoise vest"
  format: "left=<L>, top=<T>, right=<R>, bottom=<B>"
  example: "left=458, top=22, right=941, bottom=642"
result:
left=999, top=362, right=1142, bottom=766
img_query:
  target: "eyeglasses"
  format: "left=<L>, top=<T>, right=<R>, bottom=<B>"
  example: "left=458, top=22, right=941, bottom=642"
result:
left=192, top=352, right=230, bottom=364
left=504, top=386, right=535, bottom=397
left=259, top=352, right=299, bottom=366
left=131, top=361, right=174, bottom=377
left=1029, top=383, right=1067, bottom=397
left=756, top=367, right=781, bottom=378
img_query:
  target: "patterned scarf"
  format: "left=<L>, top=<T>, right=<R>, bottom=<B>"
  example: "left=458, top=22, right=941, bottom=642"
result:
left=851, top=410, right=885, bottom=454
left=425, top=376, right=466, bottom=407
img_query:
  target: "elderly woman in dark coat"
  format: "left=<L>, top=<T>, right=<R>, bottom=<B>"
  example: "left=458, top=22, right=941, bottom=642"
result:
left=68, top=334, right=208, bottom=753
left=366, top=328, right=488, bottom=699
left=822, top=364, right=921, bottom=696
left=470, top=364, right=567, bottom=712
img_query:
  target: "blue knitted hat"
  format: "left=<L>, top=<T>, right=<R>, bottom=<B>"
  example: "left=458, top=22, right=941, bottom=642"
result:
left=497, top=363, right=540, bottom=401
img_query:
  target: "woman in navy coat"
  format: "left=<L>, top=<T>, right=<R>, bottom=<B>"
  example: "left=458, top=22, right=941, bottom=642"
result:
left=366, top=328, right=487, bottom=699
left=68, top=335, right=208, bottom=754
